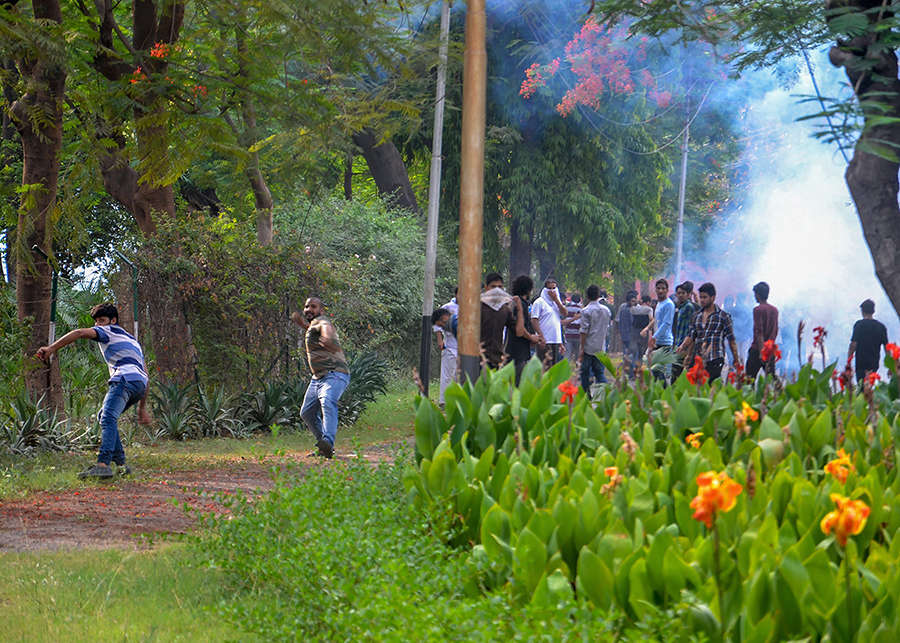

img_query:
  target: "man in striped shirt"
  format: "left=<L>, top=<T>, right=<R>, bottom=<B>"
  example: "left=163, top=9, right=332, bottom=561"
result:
left=37, top=303, right=151, bottom=479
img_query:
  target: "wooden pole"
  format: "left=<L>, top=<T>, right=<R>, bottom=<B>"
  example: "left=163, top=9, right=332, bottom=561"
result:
left=456, top=0, right=487, bottom=383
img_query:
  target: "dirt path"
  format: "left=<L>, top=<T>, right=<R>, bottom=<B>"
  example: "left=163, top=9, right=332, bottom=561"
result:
left=0, top=442, right=405, bottom=552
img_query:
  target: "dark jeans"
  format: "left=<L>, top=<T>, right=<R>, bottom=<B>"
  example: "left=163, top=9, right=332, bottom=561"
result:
left=707, top=357, right=725, bottom=381
left=746, top=347, right=775, bottom=378
left=98, top=379, right=147, bottom=465
left=537, top=343, right=562, bottom=366
left=580, top=354, right=607, bottom=393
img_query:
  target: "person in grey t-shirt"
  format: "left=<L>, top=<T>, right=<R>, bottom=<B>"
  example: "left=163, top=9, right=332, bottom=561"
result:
left=579, top=285, right=611, bottom=393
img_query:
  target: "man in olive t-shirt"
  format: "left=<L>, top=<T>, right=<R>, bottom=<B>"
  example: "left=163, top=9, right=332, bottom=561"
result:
left=291, top=297, right=350, bottom=459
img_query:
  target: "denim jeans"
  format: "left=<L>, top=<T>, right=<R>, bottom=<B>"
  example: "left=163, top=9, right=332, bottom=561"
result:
left=98, top=379, right=146, bottom=465
left=580, top=353, right=606, bottom=394
left=300, top=371, right=350, bottom=447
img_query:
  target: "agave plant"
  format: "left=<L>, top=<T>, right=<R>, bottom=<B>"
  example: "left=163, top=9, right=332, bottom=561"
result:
left=195, top=384, right=239, bottom=437
left=0, top=392, right=70, bottom=455
left=239, top=381, right=292, bottom=432
left=150, top=381, right=199, bottom=440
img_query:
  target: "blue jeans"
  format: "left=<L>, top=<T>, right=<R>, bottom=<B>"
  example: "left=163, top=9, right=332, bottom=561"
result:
left=300, top=371, right=350, bottom=446
left=98, top=379, right=146, bottom=465
left=580, top=353, right=606, bottom=393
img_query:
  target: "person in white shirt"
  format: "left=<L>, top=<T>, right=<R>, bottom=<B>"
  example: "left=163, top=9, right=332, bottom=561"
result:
left=432, top=306, right=457, bottom=406
left=530, top=278, right=570, bottom=366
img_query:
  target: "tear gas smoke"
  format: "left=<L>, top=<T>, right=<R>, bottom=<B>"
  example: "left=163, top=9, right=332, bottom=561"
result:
left=680, top=52, right=899, bottom=374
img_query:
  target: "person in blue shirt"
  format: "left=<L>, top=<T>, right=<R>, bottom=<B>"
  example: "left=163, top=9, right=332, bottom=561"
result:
left=647, top=279, right=675, bottom=385
left=37, top=303, right=151, bottom=479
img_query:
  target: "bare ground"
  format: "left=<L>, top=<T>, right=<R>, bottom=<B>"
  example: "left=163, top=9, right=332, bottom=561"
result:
left=0, top=442, right=405, bottom=552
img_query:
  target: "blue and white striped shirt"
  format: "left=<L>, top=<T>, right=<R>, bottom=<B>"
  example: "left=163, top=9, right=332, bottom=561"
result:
left=92, top=325, right=148, bottom=384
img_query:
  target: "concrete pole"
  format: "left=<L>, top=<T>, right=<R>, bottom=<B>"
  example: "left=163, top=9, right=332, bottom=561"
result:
left=456, top=0, right=487, bottom=383
left=674, top=116, right=689, bottom=284
left=418, top=0, right=452, bottom=396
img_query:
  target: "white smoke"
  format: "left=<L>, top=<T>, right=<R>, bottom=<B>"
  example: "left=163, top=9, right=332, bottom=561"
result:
left=683, top=51, right=899, bottom=373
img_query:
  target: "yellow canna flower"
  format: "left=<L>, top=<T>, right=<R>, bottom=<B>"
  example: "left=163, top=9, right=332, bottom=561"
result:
left=820, top=493, right=869, bottom=546
left=690, top=470, right=743, bottom=528
left=685, top=432, right=704, bottom=449
left=824, top=448, right=854, bottom=484
left=741, top=401, right=759, bottom=422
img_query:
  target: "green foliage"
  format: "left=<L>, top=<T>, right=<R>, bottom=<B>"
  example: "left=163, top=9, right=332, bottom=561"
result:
left=0, top=392, right=72, bottom=455
left=406, top=359, right=900, bottom=638
left=195, top=454, right=695, bottom=642
left=0, top=286, right=24, bottom=401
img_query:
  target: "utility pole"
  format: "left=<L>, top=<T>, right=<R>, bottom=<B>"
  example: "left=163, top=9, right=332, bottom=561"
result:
left=418, top=0, right=452, bottom=397
left=674, top=101, right=689, bottom=284
left=456, top=0, right=487, bottom=383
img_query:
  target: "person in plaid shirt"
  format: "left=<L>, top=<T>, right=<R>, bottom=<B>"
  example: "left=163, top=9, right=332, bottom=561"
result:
left=681, top=282, right=742, bottom=381
left=672, top=281, right=698, bottom=381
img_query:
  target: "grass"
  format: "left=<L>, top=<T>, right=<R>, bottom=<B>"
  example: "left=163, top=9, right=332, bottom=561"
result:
left=0, top=380, right=418, bottom=500
left=0, top=545, right=250, bottom=642
left=0, top=382, right=420, bottom=642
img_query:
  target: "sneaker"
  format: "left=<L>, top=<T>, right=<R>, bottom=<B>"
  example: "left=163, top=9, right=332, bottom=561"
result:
left=79, top=464, right=114, bottom=480
left=316, top=438, right=334, bottom=460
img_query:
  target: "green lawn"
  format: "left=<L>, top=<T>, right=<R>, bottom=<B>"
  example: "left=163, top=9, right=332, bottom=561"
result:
left=0, top=383, right=419, bottom=642
left=0, top=545, right=249, bottom=642
left=0, top=381, right=417, bottom=500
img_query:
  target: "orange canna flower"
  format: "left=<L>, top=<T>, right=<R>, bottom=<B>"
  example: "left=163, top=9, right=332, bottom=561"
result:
left=741, top=401, right=759, bottom=422
left=690, top=470, right=743, bottom=529
left=824, top=448, right=854, bottom=484
left=604, top=466, right=619, bottom=478
left=558, top=380, right=578, bottom=404
left=820, top=493, right=869, bottom=546
left=685, top=432, right=703, bottom=449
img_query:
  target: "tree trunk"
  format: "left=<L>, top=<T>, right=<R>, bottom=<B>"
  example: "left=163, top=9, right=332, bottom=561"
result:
left=828, top=2, right=900, bottom=320
left=536, top=245, right=557, bottom=284
left=509, top=218, right=532, bottom=279
left=87, top=0, right=196, bottom=384
left=352, top=128, right=420, bottom=213
left=9, top=0, right=66, bottom=412
left=344, top=151, right=353, bottom=200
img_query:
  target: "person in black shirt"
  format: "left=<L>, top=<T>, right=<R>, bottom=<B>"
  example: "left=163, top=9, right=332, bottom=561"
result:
left=848, top=299, right=889, bottom=384
left=508, top=275, right=542, bottom=383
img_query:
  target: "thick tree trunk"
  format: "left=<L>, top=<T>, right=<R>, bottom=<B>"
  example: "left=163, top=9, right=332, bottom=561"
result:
left=352, top=129, right=420, bottom=213
left=509, top=218, right=532, bottom=279
left=829, top=2, right=900, bottom=319
left=9, top=0, right=66, bottom=412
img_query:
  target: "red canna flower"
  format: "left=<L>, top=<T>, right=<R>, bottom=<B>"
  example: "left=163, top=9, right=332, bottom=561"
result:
left=886, top=343, right=900, bottom=361
left=558, top=380, right=578, bottom=404
left=761, top=340, right=782, bottom=362
left=866, top=372, right=881, bottom=387
left=149, top=42, right=170, bottom=59
left=686, top=355, right=709, bottom=386
left=812, top=326, right=827, bottom=349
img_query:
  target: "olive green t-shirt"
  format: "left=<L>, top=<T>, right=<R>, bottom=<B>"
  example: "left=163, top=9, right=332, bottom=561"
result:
left=305, top=315, right=349, bottom=378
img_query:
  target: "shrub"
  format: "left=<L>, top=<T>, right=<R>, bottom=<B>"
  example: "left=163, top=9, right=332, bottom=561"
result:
left=406, top=357, right=900, bottom=640
left=194, top=455, right=676, bottom=642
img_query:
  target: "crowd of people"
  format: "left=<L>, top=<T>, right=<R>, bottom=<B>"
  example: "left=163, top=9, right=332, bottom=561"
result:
left=430, top=273, right=893, bottom=406
left=30, top=276, right=891, bottom=477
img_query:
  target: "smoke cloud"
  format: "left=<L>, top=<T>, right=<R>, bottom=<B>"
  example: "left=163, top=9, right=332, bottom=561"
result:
left=681, top=51, right=899, bottom=373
